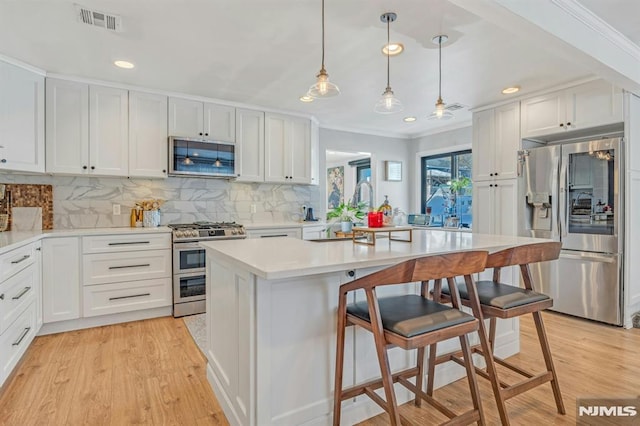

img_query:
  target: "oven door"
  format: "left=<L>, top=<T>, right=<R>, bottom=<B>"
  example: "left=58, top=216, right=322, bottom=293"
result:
left=173, top=271, right=206, bottom=304
left=174, top=242, right=206, bottom=274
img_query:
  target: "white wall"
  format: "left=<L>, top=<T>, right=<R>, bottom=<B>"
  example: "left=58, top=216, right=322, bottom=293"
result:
left=624, top=92, right=640, bottom=327
left=408, top=126, right=473, bottom=211
left=319, top=128, right=411, bottom=218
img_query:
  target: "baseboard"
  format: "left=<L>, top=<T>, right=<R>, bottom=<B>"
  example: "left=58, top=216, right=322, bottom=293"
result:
left=37, top=306, right=172, bottom=335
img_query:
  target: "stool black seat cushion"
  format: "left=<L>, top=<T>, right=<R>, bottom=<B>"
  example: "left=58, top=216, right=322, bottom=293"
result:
left=347, top=295, right=475, bottom=338
left=442, top=280, right=550, bottom=309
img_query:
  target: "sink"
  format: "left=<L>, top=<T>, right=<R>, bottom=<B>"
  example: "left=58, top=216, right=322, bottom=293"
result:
left=308, top=236, right=366, bottom=242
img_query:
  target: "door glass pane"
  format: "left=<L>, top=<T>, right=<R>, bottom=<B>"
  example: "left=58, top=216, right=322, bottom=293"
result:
left=424, top=156, right=452, bottom=226
left=180, top=275, right=206, bottom=298
left=567, top=150, right=614, bottom=235
left=179, top=249, right=205, bottom=270
left=455, top=152, right=473, bottom=228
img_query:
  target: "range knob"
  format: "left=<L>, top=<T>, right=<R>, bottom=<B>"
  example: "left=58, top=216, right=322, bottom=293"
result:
left=190, top=230, right=199, bottom=238
left=174, top=231, right=183, bottom=238
left=238, top=228, right=245, bottom=234
left=231, top=229, right=237, bottom=235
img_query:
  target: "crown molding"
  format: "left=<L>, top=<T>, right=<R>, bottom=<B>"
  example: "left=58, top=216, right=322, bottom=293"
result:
left=408, top=120, right=472, bottom=139
left=319, top=124, right=411, bottom=140
left=551, top=0, right=640, bottom=61
left=0, top=52, right=46, bottom=75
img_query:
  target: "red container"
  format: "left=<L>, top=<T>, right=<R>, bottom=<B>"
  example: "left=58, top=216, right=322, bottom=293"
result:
left=368, top=211, right=384, bottom=228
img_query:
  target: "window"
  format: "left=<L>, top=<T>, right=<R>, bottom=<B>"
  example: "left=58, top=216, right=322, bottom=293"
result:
left=349, top=158, right=371, bottom=203
left=421, top=150, right=472, bottom=228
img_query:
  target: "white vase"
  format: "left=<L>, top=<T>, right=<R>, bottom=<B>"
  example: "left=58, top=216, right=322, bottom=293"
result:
left=341, top=221, right=353, bottom=233
left=143, top=210, right=160, bottom=227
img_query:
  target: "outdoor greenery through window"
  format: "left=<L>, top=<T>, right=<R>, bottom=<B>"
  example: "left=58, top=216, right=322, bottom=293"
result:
left=421, top=150, right=472, bottom=228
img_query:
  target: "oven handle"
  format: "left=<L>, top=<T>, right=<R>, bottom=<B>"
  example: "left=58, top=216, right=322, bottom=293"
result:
left=173, top=242, right=203, bottom=250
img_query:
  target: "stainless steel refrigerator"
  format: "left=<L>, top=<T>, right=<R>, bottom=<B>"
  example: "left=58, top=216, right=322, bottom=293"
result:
left=518, top=136, right=624, bottom=325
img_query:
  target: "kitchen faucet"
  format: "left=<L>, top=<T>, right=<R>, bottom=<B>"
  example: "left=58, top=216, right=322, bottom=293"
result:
left=350, top=179, right=374, bottom=210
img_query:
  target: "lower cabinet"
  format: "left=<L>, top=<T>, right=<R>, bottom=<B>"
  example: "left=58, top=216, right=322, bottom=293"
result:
left=245, top=226, right=302, bottom=239
left=301, top=224, right=326, bottom=240
left=83, top=278, right=172, bottom=317
left=0, top=301, right=38, bottom=385
left=42, top=237, right=81, bottom=323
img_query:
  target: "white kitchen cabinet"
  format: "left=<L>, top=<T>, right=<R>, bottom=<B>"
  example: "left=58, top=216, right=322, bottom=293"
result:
left=0, top=240, right=41, bottom=387
left=82, top=249, right=171, bottom=286
left=472, top=102, right=520, bottom=182
left=473, top=179, right=517, bottom=237
left=168, top=97, right=235, bottom=142
left=46, top=79, right=129, bottom=176
left=301, top=224, right=326, bottom=240
left=0, top=60, right=45, bottom=173
left=245, top=226, right=302, bottom=239
left=235, top=108, right=265, bottom=182
left=521, top=80, right=623, bottom=139
left=129, top=91, right=168, bottom=178
left=265, top=113, right=314, bottom=184
left=42, top=237, right=81, bottom=323
left=90, top=85, right=129, bottom=175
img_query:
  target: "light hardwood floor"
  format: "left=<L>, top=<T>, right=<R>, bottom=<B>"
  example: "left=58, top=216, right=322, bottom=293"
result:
left=0, top=317, right=228, bottom=425
left=1, top=312, right=639, bottom=425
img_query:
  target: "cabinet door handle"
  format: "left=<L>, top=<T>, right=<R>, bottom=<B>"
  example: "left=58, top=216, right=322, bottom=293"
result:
left=199, top=132, right=203, bottom=136
left=12, top=327, right=31, bottom=346
left=559, top=123, right=564, bottom=127
left=11, top=255, right=30, bottom=264
left=495, top=183, right=499, bottom=187
left=83, top=165, right=88, bottom=170
left=91, top=166, right=95, bottom=170
left=489, top=184, right=493, bottom=187
left=260, top=234, right=288, bottom=238
left=36, top=247, right=41, bottom=251
left=205, top=133, right=209, bottom=136
left=108, top=241, right=150, bottom=246
left=489, top=173, right=493, bottom=176
left=12, top=286, right=31, bottom=300
left=566, top=122, right=571, bottom=126
left=0, top=159, right=6, bottom=164
left=494, top=172, right=498, bottom=176
left=109, top=293, right=151, bottom=301
left=0, top=294, right=4, bottom=300
left=162, top=169, right=167, bottom=173
left=108, top=263, right=151, bottom=270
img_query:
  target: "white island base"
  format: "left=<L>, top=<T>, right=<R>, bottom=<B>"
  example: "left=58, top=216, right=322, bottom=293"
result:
left=203, top=231, right=534, bottom=425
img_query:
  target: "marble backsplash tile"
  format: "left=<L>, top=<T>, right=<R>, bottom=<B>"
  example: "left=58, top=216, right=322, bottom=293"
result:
left=0, top=174, right=320, bottom=229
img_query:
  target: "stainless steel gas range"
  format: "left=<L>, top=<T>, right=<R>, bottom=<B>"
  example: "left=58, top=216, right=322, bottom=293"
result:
left=169, top=222, right=246, bottom=317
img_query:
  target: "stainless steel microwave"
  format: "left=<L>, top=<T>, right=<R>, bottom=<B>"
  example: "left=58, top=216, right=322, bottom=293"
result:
left=168, top=137, right=236, bottom=178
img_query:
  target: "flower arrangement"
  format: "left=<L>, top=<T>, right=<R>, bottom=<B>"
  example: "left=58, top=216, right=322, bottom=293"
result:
left=136, top=199, right=165, bottom=211
left=326, top=200, right=368, bottom=224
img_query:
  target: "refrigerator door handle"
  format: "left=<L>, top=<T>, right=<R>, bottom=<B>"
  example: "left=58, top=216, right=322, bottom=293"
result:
left=559, top=159, right=568, bottom=237
left=560, top=252, right=617, bottom=263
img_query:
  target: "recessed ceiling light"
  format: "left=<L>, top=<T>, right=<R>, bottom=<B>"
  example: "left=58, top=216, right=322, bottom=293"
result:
left=382, top=43, right=404, bottom=56
left=299, top=94, right=314, bottom=103
left=114, top=60, right=135, bottom=69
left=502, top=86, right=520, bottom=94
left=403, top=116, right=417, bottom=122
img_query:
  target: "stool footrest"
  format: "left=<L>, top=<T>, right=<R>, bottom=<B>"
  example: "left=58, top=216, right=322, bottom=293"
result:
left=502, top=372, right=553, bottom=400
left=340, top=367, right=419, bottom=400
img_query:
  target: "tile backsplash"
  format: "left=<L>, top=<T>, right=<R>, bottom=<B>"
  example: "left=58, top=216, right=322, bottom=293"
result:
left=0, top=174, right=320, bottom=229
left=0, top=184, right=53, bottom=230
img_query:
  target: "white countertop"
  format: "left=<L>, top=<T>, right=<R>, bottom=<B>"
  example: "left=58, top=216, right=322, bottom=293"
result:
left=201, top=229, right=546, bottom=280
left=244, top=222, right=325, bottom=230
left=0, top=226, right=171, bottom=255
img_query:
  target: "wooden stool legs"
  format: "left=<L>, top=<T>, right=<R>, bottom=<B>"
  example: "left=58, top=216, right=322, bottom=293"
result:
left=532, top=311, right=566, bottom=415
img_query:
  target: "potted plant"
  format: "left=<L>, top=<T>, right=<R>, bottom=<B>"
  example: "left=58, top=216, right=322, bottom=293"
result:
left=327, top=200, right=368, bottom=234
left=445, top=177, right=471, bottom=227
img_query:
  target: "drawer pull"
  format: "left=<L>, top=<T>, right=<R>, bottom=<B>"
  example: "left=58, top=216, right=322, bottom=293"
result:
left=108, top=263, right=151, bottom=270
left=12, top=327, right=31, bottom=346
left=12, top=286, right=31, bottom=300
left=108, top=241, right=150, bottom=246
left=0, top=294, right=4, bottom=300
left=109, top=293, right=151, bottom=301
left=10, top=255, right=30, bottom=264
left=260, top=234, right=288, bottom=238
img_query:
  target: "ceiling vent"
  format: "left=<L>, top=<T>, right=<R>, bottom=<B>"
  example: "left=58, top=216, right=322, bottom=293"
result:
left=75, top=4, right=122, bottom=32
left=445, top=103, right=466, bottom=111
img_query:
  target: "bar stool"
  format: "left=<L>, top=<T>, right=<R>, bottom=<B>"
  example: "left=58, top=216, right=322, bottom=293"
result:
left=333, top=251, right=489, bottom=426
left=433, top=241, right=565, bottom=425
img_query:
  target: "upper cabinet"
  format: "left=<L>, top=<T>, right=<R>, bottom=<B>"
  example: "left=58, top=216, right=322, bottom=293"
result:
left=129, top=91, right=168, bottom=178
left=521, top=80, right=623, bottom=140
left=46, top=79, right=128, bottom=176
left=265, top=113, right=315, bottom=185
left=235, top=108, right=265, bottom=182
left=472, top=102, right=520, bottom=182
left=0, top=60, right=45, bottom=173
left=168, top=97, right=235, bottom=142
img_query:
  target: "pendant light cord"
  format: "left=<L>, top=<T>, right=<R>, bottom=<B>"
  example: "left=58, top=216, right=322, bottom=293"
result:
left=321, top=0, right=325, bottom=70
left=386, top=16, right=390, bottom=89
left=438, top=36, right=442, bottom=100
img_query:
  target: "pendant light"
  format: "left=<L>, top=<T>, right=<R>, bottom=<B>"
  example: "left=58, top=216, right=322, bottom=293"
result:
left=374, top=12, right=403, bottom=114
left=214, top=143, right=222, bottom=167
left=308, top=0, right=340, bottom=98
left=428, top=35, right=453, bottom=120
left=182, top=142, right=193, bottom=165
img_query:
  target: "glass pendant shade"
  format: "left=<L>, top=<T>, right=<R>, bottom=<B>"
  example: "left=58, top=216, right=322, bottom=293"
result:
left=428, top=97, right=453, bottom=120
left=374, top=87, right=403, bottom=114
left=308, top=69, right=340, bottom=98
left=375, top=12, right=402, bottom=115
left=182, top=142, right=193, bottom=165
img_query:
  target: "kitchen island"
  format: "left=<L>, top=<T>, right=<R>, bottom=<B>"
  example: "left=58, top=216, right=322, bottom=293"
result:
left=201, top=230, right=544, bottom=426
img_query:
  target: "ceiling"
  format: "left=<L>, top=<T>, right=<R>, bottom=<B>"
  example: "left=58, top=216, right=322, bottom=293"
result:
left=0, top=0, right=636, bottom=138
